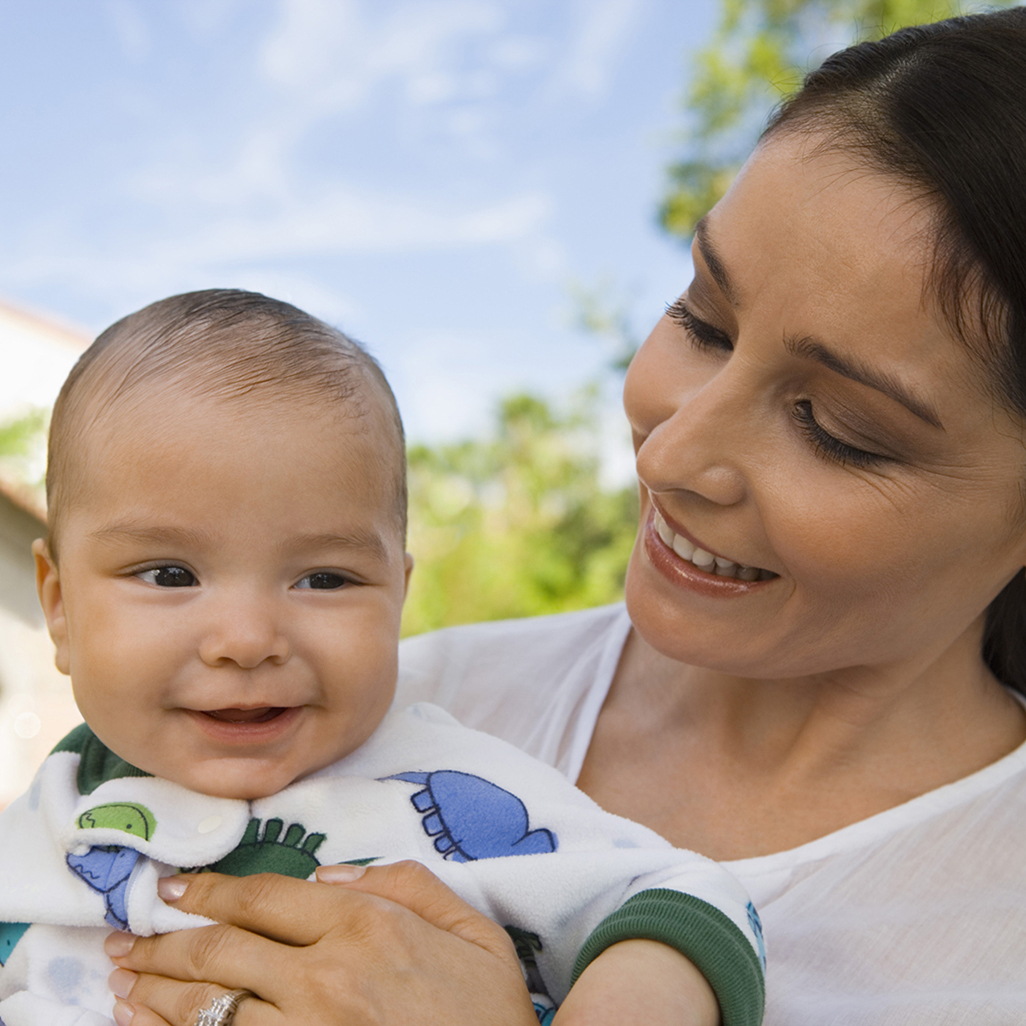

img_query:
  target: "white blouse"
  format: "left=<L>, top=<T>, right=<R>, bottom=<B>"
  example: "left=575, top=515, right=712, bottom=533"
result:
left=396, top=603, right=1026, bottom=1025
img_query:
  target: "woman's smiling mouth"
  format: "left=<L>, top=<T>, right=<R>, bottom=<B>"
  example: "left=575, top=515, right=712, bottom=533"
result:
left=648, top=508, right=778, bottom=585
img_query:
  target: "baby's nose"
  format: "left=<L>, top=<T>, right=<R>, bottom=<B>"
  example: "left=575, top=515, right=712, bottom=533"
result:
left=198, top=596, right=290, bottom=668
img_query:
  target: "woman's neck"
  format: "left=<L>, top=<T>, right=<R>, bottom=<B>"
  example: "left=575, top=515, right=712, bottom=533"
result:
left=576, top=624, right=1026, bottom=861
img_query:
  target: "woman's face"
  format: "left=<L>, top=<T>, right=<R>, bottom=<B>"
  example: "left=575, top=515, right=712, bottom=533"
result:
left=623, top=131, right=1026, bottom=680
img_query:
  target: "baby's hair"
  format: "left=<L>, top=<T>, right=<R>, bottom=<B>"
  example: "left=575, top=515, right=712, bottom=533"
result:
left=45, top=289, right=406, bottom=559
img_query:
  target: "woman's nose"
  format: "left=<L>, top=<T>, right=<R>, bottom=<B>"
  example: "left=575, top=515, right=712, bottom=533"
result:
left=630, top=356, right=749, bottom=508
left=198, top=594, right=291, bottom=668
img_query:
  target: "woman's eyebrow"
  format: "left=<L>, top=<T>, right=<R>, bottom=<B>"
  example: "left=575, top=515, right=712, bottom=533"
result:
left=694, top=216, right=740, bottom=308
left=695, top=215, right=942, bottom=430
left=787, top=335, right=944, bottom=430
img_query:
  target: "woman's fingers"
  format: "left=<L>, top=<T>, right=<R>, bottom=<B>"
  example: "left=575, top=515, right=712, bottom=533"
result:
left=111, top=972, right=276, bottom=1026
left=316, top=859, right=517, bottom=958
left=107, top=921, right=290, bottom=1001
left=108, top=866, right=540, bottom=1026
left=148, top=863, right=515, bottom=960
left=154, top=872, right=331, bottom=945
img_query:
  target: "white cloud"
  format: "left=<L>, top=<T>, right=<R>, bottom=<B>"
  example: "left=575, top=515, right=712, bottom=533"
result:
left=104, top=0, right=151, bottom=63
left=407, top=71, right=459, bottom=106
left=0, top=185, right=553, bottom=328
left=487, top=34, right=548, bottom=71
left=203, top=272, right=364, bottom=330
left=388, top=329, right=513, bottom=440
left=556, top=0, right=643, bottom=98
left=156, top=187, right=552, bottom=263
left=177, top=0, right=252, bottom=41
left=115, top=0, right=552, bottom=247
left=260, top=0, right=505, bottom=115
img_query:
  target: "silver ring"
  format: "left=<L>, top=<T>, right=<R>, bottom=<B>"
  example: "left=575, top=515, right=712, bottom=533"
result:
left=195, top=988, right=253, bottom=1026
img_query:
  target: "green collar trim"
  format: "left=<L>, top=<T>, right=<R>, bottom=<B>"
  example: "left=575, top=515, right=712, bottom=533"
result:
left=51, top=723, right=153, bottom=796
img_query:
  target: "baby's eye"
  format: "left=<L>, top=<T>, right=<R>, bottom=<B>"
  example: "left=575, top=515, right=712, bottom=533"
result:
left=136, top=566, right=197, bottom=588
left=295, top=571, right=349, bottom=590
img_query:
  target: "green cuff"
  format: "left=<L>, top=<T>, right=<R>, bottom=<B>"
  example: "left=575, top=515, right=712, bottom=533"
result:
left=572, top=889, right=765, bottom=1026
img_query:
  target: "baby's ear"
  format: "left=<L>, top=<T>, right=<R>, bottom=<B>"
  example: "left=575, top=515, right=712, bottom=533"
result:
left=403, top=551, right=415, bottom=599
left=32, top=539, right=70, bottom=675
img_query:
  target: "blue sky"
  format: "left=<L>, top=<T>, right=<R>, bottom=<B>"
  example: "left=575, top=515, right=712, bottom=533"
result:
left=0, top=0, right=713, bottom=443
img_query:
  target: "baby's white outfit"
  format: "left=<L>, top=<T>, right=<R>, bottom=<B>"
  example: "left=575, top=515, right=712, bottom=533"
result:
left=0, top=702, right=765, bottom=1026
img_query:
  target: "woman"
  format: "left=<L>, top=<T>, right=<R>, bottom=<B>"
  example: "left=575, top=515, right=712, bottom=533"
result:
left=106, top=9, right=1026, bottom=1024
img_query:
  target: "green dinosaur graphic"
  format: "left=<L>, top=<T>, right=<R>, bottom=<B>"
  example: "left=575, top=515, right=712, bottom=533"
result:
left=78, top=802, right=156, bottom=840
left=206, top=818, right=327, bottom=879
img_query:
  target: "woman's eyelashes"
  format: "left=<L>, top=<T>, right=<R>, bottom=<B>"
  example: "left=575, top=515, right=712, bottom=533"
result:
left=667, top=296, right=733, bottom=351
left=136, top=566, right=197, bottom=588
left=667, top=295, right=891, bottom=470
left=791, top=400, right=888, bottom=469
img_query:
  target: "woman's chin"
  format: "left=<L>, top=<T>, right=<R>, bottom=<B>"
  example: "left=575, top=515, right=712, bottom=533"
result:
left=623, top=544, right=788, bottom=676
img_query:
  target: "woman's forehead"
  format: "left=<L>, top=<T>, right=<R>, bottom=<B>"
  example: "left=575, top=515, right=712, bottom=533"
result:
left=693, top=133, right=1017, bottom=437
left=710, top=133, right=935, bottom=292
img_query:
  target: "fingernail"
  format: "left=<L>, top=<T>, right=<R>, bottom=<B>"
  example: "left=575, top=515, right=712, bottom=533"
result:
left=316, top=863, right=367, bottom=883
left=112, top=998, right=135, bottom=1026
left=104, top=932, right=136, bottom=957
left=109, top=968, right=138, bottom=999
left=158, top=875, right=189, bottom=901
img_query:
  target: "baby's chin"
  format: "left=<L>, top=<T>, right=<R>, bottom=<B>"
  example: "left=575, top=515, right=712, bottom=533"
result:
left=147, top=707, right=359, bottom=799
left=158, top=757, right=332, bottom=801
left=137, top=737, right=357, bottom=800
left=98, top=705, right=380, bottom=800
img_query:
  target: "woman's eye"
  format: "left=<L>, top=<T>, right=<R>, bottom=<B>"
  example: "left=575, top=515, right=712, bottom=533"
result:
left=667, top=297, right=733, bottom=351
left=792, top=400, right=889, bottom=469
left=137, top=566, right=197, bottom=587
left=295, top=572, right=349, bottom=590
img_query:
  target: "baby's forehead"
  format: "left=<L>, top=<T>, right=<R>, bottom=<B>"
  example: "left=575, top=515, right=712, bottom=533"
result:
left=79, top=368, right=392, bottom=460
left=47, top=296, right=409, bottom=552
left=64, top=372, right=403, bottom=527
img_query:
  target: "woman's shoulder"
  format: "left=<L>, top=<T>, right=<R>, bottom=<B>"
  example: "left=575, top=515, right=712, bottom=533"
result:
left=395, top=604, right=631, bottom=772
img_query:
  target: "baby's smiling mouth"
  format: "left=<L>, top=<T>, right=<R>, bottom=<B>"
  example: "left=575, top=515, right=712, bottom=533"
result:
left=203, top=707, right=288, bottom=723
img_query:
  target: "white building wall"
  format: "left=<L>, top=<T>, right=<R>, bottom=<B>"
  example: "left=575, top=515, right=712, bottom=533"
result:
left=0, top=300, right=87, bottom=808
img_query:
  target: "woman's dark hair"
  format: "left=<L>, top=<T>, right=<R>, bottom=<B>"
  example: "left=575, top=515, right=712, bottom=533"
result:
left=762, top=8, right=1026, bottom=694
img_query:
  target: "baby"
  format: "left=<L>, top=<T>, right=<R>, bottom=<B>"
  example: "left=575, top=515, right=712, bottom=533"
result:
left=0, top=290, right=765, bottom=1026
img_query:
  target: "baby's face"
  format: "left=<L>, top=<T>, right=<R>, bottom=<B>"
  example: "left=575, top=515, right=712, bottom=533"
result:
left=35, top=386, right=411, bottom=800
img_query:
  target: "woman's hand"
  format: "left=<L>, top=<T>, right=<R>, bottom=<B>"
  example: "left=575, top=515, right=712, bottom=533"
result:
left=105, top=861, right=540, bottom=1026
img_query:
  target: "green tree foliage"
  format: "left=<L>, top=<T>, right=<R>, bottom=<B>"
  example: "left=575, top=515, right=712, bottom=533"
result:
left=567, top=279, right=643, bottom=372
left=0, top=408, right=47, bottom=492
left=402, top=390, right=638, bottom=636
left=660, top=0, right=1007, bottom=238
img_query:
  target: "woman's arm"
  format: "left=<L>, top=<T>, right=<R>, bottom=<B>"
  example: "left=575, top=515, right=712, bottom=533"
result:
left=106, top=863, right=539, bottom=1026
left=106, top=864, right=725, bottom=1026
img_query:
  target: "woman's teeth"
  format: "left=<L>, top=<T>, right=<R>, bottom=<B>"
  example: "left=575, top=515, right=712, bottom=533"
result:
left=653, top=511, right=773, bottom=581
